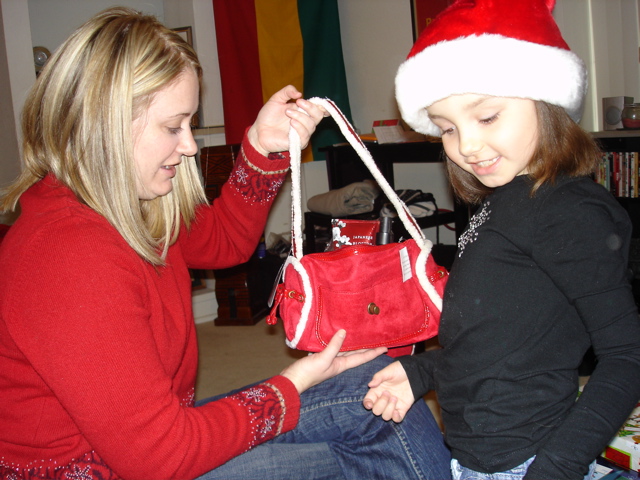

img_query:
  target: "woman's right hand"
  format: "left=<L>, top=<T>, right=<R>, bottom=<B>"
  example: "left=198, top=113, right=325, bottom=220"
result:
left=280, top=330, right=387, bottom=394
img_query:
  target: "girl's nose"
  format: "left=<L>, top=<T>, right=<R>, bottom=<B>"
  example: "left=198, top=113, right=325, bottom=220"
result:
left=458, top=130, right=482, bottom=159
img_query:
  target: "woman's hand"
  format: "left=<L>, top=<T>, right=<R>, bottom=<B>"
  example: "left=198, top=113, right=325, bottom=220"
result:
left=363, top=361, right=415, bottom=423
left=247, top=85, right=327, bottom=156
left=280, top=330, right=387, bottom=394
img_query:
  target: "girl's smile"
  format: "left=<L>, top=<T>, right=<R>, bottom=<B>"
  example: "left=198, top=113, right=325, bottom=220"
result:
left=470, top=155, right=501, bottom=177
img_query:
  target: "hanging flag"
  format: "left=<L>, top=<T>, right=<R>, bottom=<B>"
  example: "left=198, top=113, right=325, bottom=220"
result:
left=212, top=0, right=352, bottom=161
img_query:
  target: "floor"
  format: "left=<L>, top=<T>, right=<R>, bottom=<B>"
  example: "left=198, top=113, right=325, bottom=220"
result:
left=194, top=319, right=444, bottom=431
left=194, top=319, right=306, bottom=400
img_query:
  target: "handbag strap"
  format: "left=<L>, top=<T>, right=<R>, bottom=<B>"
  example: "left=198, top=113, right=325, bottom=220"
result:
left=289, top=97, right=429, bottom=259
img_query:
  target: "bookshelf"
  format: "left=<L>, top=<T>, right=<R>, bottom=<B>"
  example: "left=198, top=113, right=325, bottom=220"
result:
left=592, top=131, right=640, bottom=305
left=593, top=130, right=640, bottom=199
left=592, top=131, right=640, bottom=233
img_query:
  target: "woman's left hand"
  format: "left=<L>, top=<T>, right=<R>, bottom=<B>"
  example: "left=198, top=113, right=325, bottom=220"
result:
left=247, top=85, right=327, bottom=157
left=280, top=330, right=388, bottom=394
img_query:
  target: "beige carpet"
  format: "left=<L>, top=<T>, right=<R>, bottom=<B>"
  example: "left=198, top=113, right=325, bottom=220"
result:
left=195, top=319, right=306, bottom=400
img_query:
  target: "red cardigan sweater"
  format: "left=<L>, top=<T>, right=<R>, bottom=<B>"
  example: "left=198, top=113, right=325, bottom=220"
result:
left=0, top=136, right=300, bottom=480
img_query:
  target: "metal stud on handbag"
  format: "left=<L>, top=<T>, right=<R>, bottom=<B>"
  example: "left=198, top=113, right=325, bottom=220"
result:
left=266, top=98, right=448, bottom=352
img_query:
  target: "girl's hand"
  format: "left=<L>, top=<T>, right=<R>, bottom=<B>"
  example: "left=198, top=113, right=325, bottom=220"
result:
left=247, top=85, right=327, bottom=157
left=280, top=330, right=387, bottom=394
left=363, top=361, right=415, bottom=423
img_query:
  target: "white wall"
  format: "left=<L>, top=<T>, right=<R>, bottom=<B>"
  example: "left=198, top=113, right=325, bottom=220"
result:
left=27, top=0, right=223, bottom=129
left=553, top=0, right=640, bottom=132
left=28, top=0, right=163, bottom=47
left=163, top=0, right=223, bottom=128
left=337, top=0, right=414, bottom=135
left=0, top=0, right=33, bottom=223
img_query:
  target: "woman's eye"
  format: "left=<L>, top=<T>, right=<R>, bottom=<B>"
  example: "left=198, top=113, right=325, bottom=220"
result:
left=168, top=127, right=183, bottom=135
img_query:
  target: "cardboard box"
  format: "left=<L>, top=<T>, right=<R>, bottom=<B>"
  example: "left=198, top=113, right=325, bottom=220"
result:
left=603, top=403, right=640, bottom=472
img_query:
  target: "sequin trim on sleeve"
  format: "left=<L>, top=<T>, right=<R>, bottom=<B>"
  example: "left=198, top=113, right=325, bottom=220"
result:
left=227, top=381, right=287, bottom=453
left=0, top=451, right=119, bottom=480
left=226, top=148, right=289, bottom=205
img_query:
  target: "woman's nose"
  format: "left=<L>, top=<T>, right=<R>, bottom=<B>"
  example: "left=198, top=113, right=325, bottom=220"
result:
left=179, top=129, right=198, bottom=157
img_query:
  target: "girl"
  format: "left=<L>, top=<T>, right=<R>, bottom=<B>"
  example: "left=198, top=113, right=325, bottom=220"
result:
left=0, top=7, right=450, bottom=480
left=364, top=1, right=640, bottom=479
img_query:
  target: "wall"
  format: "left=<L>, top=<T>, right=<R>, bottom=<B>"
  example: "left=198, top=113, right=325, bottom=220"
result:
left=0, top=0, right=33, bottom=223
left=553, top=0, right=640, bottom=132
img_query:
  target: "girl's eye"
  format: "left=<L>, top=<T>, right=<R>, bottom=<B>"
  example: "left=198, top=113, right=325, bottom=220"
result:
left=438, top=125, right=455, bottom=135
left=480, top=114, right=498, bottom=125
left=168, top=127, right=183, bottom=135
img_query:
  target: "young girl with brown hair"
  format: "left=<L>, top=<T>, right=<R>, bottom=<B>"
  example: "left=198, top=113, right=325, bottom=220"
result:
left=365, top=1, right=640, bottom=479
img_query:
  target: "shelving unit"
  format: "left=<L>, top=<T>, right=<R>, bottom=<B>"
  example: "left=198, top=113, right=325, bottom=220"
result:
left=304, top=141, right=470, bottom=269
left=592, top=131, right=640, bottom=304
left=592, top=131, right=640, bottom=231
left=593, top=130, right=640, bottom=199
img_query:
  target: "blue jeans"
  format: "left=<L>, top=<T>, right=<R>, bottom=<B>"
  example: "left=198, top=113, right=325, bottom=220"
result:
left=196, top=355, right=451, bottom=480
left=450, top=457, right=597, bottom=480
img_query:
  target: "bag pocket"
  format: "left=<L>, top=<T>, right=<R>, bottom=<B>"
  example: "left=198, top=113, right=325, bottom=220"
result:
left=314, top=277, right=431, bottom=350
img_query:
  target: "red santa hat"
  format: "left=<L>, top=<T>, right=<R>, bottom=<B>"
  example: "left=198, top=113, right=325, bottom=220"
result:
left=395, top=0, right=587, bottom=137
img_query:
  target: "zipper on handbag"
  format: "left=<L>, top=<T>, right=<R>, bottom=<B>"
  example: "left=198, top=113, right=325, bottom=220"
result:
left=429, top=268, right=448, bottom=283
left=266, top=284, right=305, bottom=325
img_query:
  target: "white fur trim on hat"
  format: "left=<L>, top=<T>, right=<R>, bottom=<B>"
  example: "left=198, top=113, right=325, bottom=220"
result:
left=395, top=34, right=587, bottom=137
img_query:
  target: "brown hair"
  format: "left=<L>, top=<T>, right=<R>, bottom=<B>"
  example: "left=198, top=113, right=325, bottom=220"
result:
left=446, top=101, right=600, bottom=205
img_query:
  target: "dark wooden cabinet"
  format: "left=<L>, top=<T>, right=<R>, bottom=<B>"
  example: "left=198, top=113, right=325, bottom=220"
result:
left=199, top=145, right=281, bottom=325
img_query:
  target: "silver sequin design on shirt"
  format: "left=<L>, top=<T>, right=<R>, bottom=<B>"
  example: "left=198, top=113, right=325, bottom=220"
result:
left=457, top=201, right=491, bottom=258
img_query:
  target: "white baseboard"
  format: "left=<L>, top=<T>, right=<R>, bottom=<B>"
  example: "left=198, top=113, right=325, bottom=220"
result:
left=193, top=279, right=217, bottom=324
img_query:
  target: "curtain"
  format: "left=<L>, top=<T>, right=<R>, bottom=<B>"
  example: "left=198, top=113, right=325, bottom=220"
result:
left=212, top=0, right=352, bottom=161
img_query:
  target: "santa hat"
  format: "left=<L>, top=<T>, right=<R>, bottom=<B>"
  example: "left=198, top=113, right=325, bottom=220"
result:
left=395, top=0, right=587, bottom=137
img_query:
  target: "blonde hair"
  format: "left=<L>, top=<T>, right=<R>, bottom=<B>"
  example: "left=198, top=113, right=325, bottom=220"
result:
left=0, top=7, right=206, bottom=265
left=447, top=101, right=600, bottom=205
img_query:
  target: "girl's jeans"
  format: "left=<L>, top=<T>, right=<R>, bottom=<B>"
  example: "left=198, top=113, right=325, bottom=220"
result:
left=196, top=355, right=452, bottom=480
left=451, top=457, right=597, bottom=480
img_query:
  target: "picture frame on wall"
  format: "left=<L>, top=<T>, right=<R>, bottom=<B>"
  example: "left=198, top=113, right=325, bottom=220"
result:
left=411, top=0, right=453, bottom=41
left=172, top=26, right=193, bottom=46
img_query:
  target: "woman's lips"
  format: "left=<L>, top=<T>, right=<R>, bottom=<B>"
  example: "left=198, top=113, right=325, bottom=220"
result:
left=161, top=165, right=177, bottom=177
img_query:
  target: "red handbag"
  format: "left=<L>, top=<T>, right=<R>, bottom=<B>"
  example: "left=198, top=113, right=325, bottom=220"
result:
left=266, top=98, right=448, bottom=352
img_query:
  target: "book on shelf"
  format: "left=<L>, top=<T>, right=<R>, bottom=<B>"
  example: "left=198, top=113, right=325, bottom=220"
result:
left=596, top=151, right=640, bottom=198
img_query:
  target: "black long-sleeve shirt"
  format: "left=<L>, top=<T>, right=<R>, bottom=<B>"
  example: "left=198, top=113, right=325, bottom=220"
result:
left=400, top=175, right=640, bottom=480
